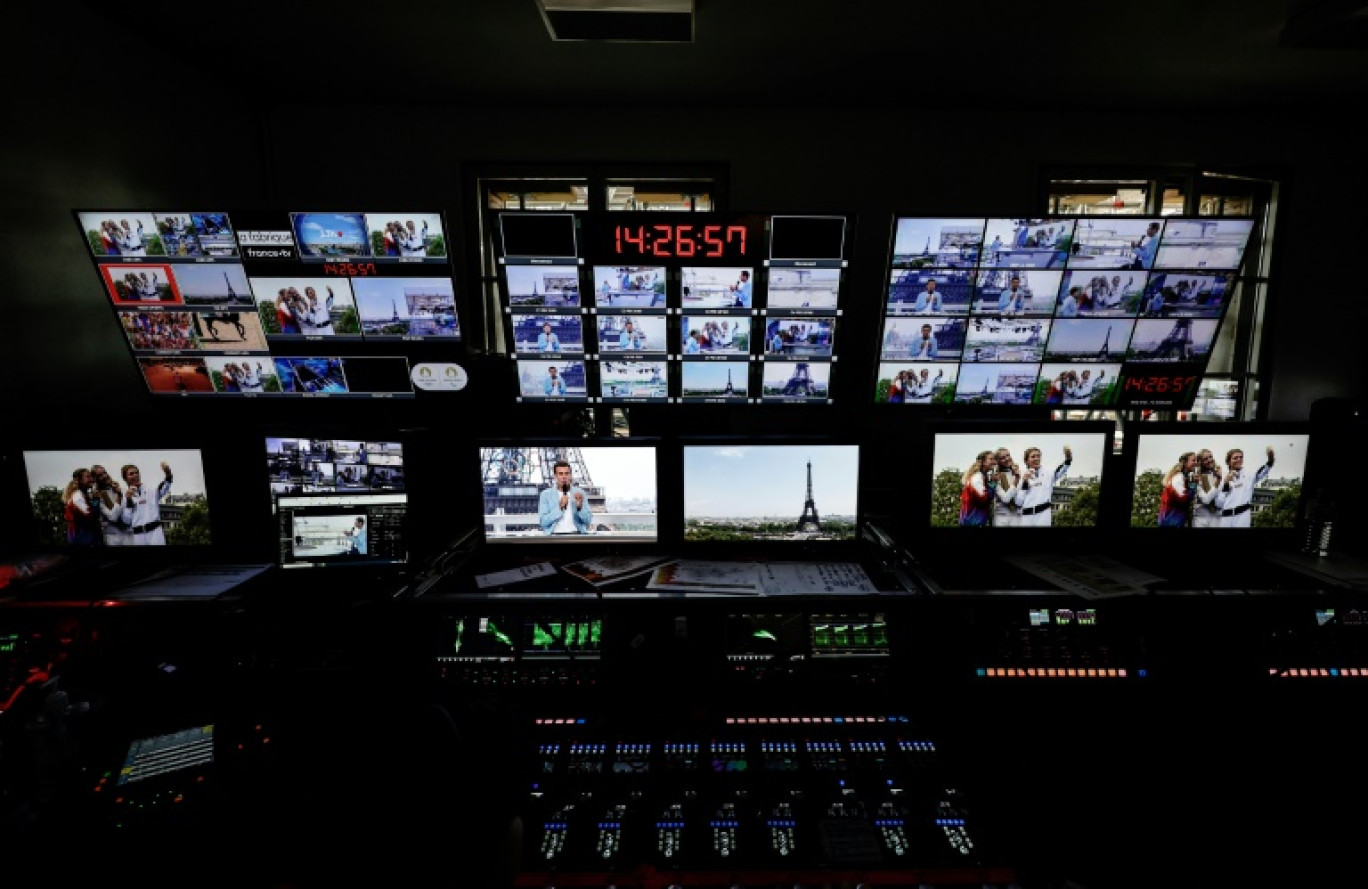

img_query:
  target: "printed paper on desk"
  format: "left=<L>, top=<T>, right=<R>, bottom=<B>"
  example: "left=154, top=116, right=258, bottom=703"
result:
left=758, top=562, right=879, bottom=596
left=475, top=561, right=557, bottom=588
left=646, top=560, right=763, bottom=594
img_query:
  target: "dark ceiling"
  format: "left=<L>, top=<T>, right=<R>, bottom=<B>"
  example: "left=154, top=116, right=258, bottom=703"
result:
left=26, top=0, right=1367, bottom=113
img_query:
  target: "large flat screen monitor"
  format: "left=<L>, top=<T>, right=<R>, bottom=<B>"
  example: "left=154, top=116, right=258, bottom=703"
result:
left=478, top=442, right=659, bottom=544
left=1122, top=423, right=1310, bottom=531
left=928, top=421, right=1115, bottom=530
left=22, top=448, right=212, bottom=548
left=682, top=442, right=861, bottom=543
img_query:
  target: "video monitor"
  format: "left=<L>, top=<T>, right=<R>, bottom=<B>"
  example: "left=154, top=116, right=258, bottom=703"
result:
left=22, top=449, right=212, bottom=548
left=117, top=724, right=215, bottom=786
left=516, top=359, right=588, bottom=401
left=204, top=356, right=282, bottom=394
left=1152, top=218, right=1255, bottom=270
left=680, top=266, right=754, bottom=310
left=364, top=212, right=447, bottom=258
left=874, top=215, right=1246, bottom=409
left=1066, top=218, right=1166, bottom=270
left=289, top=212, right=371, bottom=259
left=952, top=363, right=1039, bottom=405
left=1034, top=362, right=1123, bottom=406
left=890, top=217, right=984, bottom=269
left=877, top=361, right=958, bottom=404
left=101, top=263, right=181, bottom=304
left=763, top=318, right=833, bottom=359
left=511, top=313, right=586, bottom=355
left=1140, top=272, right=1233, bottom=318
left=250, top=278, right=361, bottom=338
left=1123, top=424, right=1310, bottom=530
left=1055, top=270, right=1147, bottom=316
left=963, top=316, right=1050, bottom=363
left=881, top=316, right=965, bottom=362
left=265, top=437, right=408, bottom=570
left=760, top=360, right=831, bottom=403
left=887, top=269, right=972, bottom=315
left=681, top=316, right=749, bottom=355
left=478, top=443, right=659, bottom=544
left=768, top=215, right=847, bottom=262
left=1043, top=319, right=1135, bottom=364
left=981, top=218, right=1074, bottom=269
left=595, top=314, right=668, bottom=354
left=353, top=277, right=460, bottom=339
left=929, top=423, right=1114, bottom=529
left=500, top=212, right=578, bottom=260
left=680, top=361, right=749, bottom=403
left=1126, top=318, right=1220, bottom=362
left=765, top=266, right=841, bottom=311
left=597, top=360, right=669, bottom=402
left=78, top=212, right=166, bottom=257
left=504, top=264, right=582, bottom=309
left=969, top=269, right=1062, bottom=317
left=169, top=263, right=253, bottom=307
left=591, top=265, right=666, bottom=309
left=682, top=443, right=860, bottom=543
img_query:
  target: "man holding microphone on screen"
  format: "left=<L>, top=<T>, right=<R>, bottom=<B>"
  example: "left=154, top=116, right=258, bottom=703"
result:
left=539, top=460, right=593, bottom=535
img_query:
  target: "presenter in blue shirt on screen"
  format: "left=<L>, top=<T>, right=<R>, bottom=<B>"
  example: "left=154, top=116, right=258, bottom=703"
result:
left=543, top=365, right=566, bottom=396
left=539, top=461, right=593, bottom=534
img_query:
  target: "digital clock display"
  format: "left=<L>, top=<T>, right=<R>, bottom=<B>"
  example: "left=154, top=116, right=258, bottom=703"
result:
left=323, top=262, right=379, bottom=277
left=615, top=223, right=747, bottom=259
left=597, top=213, right=762, bottom=262
left=1117, top=363, right=1204, bottom=408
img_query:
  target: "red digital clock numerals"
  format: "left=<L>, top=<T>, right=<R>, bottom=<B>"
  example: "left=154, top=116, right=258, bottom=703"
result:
left=323, top=262, right=378, bottom=277
left=615, top=224, right=746, bottom=259
left=1123, top=374, right=1196, bottom=394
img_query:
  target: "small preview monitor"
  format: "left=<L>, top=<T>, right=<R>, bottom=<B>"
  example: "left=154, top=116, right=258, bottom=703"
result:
left=504, top=264, right=582, bottom=310
left=682, top=443, right=860, bottom=543
left=890, top=217, right=985, bottom=269
left=289, top=212, right=371, bottom=259
left=768, top=215, right=847, bottom=262
left=22, top=448, right=212, bottom=548
left=1066, top=217, right=1166, bottom=271
left=1153, top=218, right=1255, bottom=270
left=479, top=443, right=659, bottom=544
left=500, top=212, right=578, bottom=260
left=591, top=265, right=666, bottom=310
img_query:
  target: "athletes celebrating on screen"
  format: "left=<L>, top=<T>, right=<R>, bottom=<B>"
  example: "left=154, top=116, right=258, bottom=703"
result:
left=62, top=468, right=103, bottom=546
left=538, top=460, right=593, bottom=535
left=1191, top=448, right=1222, bottom=528
left=301, top=286, right=336, bottom=335
left=398, top=219, right=429, bottom=257
left=117, top=461, right=174, bottom=545
left=1157, top=451, right=1199, bottom=527
left=959, top=450, right=997, bottom=527
left=991, top=448, right=1021, bottom=527
left=1014, top=445, right=1071, bottom=526
left=1215, top=446, right=1275, bottom=527
left=907, top=367, right=943, bottom=403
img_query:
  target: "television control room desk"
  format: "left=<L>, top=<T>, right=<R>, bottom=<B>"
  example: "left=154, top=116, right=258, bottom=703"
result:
left=2, top=541, right=1367, bottom=888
